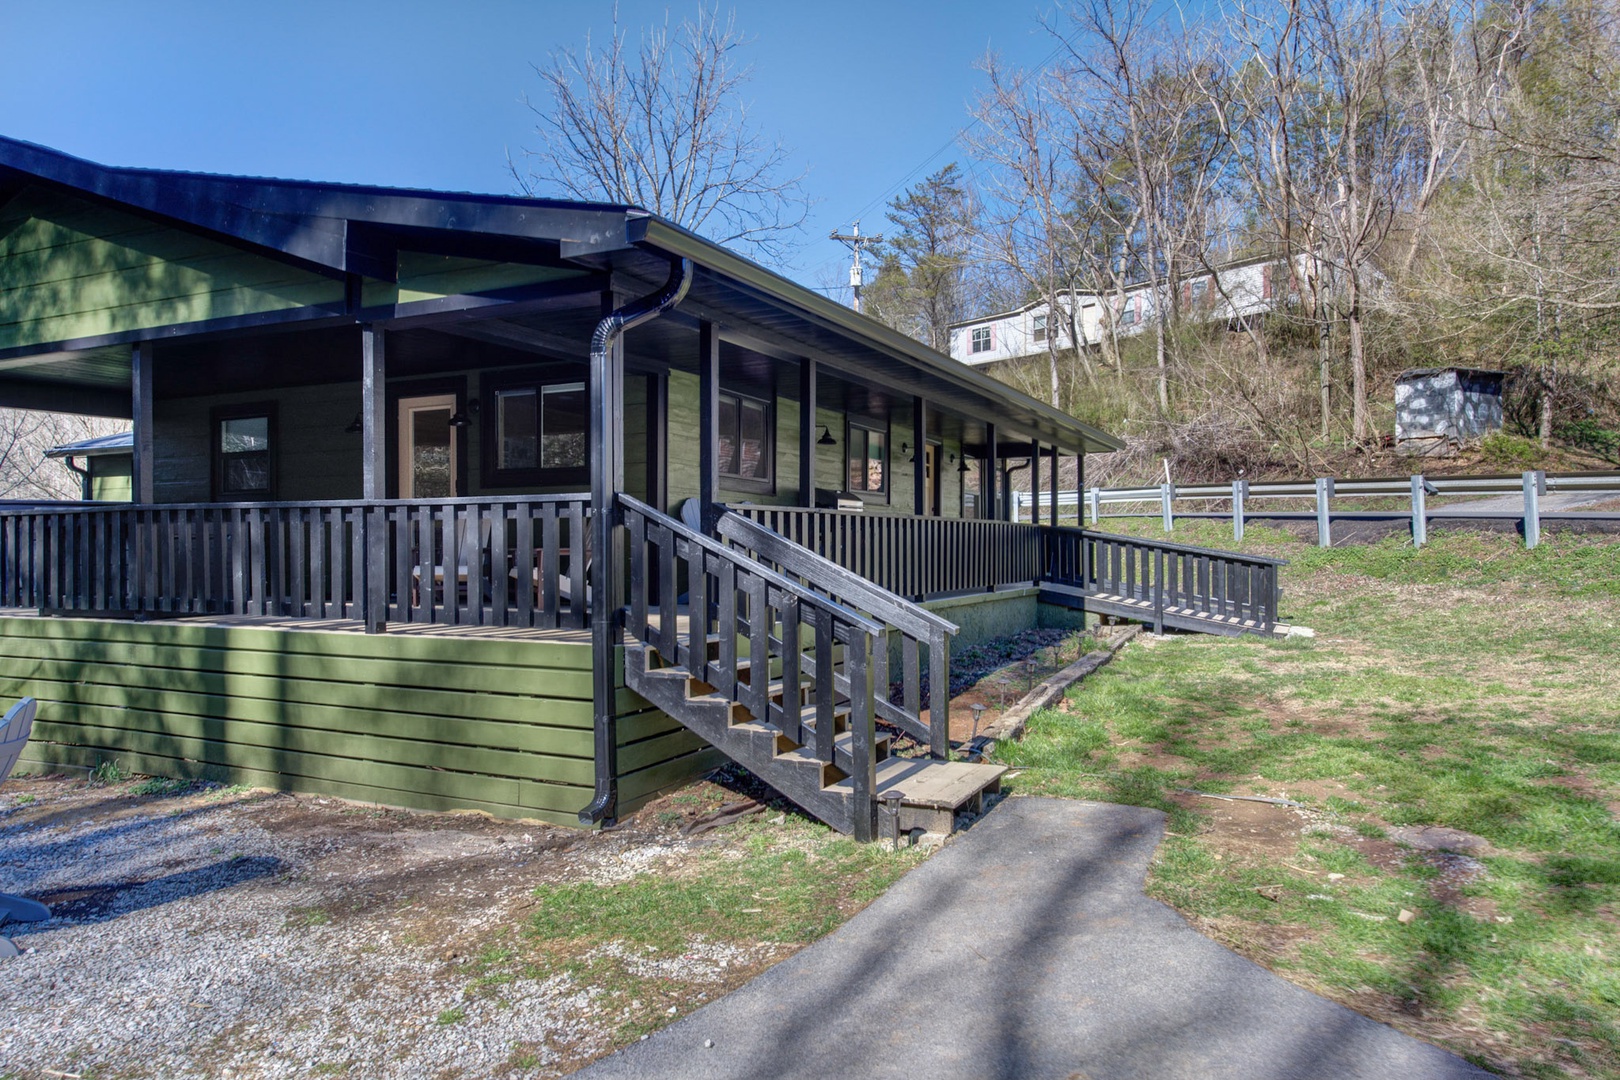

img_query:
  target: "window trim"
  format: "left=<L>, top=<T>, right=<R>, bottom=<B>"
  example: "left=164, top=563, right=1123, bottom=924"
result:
left=479, top=367, right=590, bottom=489
left=1032, top=313, right=1048, bottom=344
left=844, top=415, right=890, bottom=498
left=211, top=402, right=277, bottom=501
left=717, top=389, right=775, bottom=495
left=970, top=325, right=994, bottom=353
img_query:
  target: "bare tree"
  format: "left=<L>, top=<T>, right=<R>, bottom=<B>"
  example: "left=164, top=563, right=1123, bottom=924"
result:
left=510, top=6, right=808, bottom=261
left=0, top=410, right=126, bottom=501
left=1052, top=0, right=1228, bottom=414
left=966, top=55, right=1093, bottom=407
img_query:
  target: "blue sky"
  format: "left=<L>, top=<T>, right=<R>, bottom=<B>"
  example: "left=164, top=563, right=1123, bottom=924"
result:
left=2, top=1, right=1070, bottom=294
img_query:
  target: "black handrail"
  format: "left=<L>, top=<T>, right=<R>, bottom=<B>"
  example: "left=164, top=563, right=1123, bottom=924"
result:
left=717, top=509, right=956, bottom=759
left=621, top=494, right=884, bottom=841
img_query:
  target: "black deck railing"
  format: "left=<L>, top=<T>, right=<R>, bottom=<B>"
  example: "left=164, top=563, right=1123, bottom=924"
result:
left=1042, top=527, right=1284, bottom=633
left=0, top=495, right=590, bottom=631
left=728, top=505, right=1041, bottom=600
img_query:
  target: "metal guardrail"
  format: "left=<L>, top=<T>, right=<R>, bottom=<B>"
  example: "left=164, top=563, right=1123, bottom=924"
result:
left=1015, top=469, right=1620, bottom=549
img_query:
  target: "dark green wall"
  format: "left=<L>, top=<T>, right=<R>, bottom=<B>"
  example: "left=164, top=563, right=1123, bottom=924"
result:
left=0, top=186, right=344, bottom=352
left=663, top=370, right=966, bottom=517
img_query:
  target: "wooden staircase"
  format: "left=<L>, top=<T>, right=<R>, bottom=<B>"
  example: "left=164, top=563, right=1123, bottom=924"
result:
left=620, top=496, right=1004, bottom=841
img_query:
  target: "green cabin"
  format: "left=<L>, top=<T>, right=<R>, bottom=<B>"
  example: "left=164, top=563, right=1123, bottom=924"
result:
left=0, top=136, right=1276, bottom=838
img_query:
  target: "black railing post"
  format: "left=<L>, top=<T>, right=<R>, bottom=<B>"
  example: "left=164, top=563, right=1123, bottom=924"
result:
left=364, top=503, right=387, bottom=634
left=1153, top=547, right=1166, bottom=636
left=846, top=626, right=877, bottom=843
left=928, top=631, right=950, bottom=761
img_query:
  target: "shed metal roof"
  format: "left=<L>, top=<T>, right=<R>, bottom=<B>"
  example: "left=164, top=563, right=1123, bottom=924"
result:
left=44, top=431, right=133, bottom=458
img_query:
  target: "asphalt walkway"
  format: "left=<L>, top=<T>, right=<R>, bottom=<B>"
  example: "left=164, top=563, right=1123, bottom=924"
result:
left=577, top=797, right=1492, bottom=1080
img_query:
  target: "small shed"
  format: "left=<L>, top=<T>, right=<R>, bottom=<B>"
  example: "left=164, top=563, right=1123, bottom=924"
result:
left=1395, top=368, right=1505, bottom=454
left=45, top=431, right=133, bottom=501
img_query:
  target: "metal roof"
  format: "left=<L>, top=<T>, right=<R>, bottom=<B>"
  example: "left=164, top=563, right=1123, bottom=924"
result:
left=0, top=135, right=1121, bottom=454
left=44, top=431, right=133, bottom=458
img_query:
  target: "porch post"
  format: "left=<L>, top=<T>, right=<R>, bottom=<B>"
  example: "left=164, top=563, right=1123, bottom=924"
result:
left=798, top=358, right=817, bottom=507
left=1076, top=453, right=1085, bottom=528
left=912, top=397, right=927, bottom=517
left=361, top=326, right=387, bottom=633
left=983, top=423, right=997, bottom=521
left=1029, top=439, right=1041, bottom=525
left=588, top=288, right=625, bottom=825
left=360, top=326, right=386, bottom=500
left=131, top=342, right=154, bottom=503
left=1049, top=445, right=1061, bottom=528
left=699, top=320, right=720, bottom=525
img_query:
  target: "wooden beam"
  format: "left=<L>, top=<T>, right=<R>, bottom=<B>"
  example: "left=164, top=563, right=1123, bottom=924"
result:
left=131, top=342, right=154, bottom=503
left=913, top=397, right=928, bottom=517
left=799, top=358, right=817, bottom=507
left=360, top=326, right=386, bottom=500
left=699, top=320, right=720, bottom=520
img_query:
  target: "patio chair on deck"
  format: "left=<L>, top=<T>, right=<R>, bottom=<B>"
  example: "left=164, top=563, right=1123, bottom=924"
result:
left=412, top=514, right=493, bottom=606
left=0, top=697, right=50, bottom=958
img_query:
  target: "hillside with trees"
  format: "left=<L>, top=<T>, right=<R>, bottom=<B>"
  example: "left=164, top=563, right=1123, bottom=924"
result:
left=864, top=0, right=1620, bottom=483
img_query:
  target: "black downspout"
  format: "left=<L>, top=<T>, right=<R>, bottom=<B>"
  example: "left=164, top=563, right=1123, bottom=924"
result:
left=62, top=456, right=91, bottom=500
left=580, top=256, right=693, bottom=827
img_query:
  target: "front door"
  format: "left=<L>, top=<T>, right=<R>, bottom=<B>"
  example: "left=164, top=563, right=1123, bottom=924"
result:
left=398, top=394, right=458, bottom=498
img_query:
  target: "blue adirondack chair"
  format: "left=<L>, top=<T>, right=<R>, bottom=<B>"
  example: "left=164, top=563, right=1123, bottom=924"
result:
left=1, top=698, right=50, bottom=957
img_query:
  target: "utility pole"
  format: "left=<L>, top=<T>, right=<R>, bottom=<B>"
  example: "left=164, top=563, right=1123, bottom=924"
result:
left=830, top=220, right=883, bottom=313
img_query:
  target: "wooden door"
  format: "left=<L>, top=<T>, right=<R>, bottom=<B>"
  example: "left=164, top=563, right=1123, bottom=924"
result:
left=398, top=394, right=458, bottom=498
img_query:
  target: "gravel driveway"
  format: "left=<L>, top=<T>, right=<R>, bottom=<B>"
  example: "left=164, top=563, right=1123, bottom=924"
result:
left=0, top=775, right=769, bottom=1079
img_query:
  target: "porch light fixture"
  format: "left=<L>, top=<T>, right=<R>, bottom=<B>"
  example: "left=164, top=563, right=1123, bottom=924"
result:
left=447, top=398, right=481, bottom=429
left=344, top=412, right=363, bottom=434
left=816, top=425, right=835, bottom=446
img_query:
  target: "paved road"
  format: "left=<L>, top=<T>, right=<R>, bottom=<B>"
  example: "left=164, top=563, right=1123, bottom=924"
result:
left=577, top=798, right=1492, bottom=1080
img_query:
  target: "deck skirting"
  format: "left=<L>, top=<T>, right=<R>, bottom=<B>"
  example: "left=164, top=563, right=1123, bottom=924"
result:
left=0, top=613, right=717, bottom=827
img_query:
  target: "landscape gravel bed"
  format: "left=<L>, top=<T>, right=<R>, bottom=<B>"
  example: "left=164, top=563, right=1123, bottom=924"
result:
left=0, top=775, right=769, bottom=1079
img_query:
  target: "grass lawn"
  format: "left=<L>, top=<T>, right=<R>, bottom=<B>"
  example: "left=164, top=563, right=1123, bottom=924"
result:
left=995, top=520, right=1620, bottom=1078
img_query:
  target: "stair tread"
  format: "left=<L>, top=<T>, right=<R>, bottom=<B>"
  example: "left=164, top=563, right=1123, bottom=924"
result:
left=827, top=758, right=1006, bottom=809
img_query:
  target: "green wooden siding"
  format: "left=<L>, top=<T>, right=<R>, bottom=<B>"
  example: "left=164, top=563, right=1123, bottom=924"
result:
left=359, top=253, right=584, bottom=309
left=89, top=455, right=132, bottom=501
left=0, top=186, right=345, bottom=352
left=2, top=616, right=718, bottom=827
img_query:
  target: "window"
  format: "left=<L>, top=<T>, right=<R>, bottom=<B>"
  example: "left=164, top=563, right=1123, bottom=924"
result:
left=1032, top=314, right=1048, bottom=344
left=846, top=419, right=887, bottom=494
left=718, top=392, right=773, bottom=491
left=1118, top=304, right=1139, bottom=328
left=970, top=326, right=993, bottom=353
left=213, top=405, right=274, bottom=499
left=1191, top=279, right=1208, bottom=303
left=483, top=372, right=588, bottom=487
